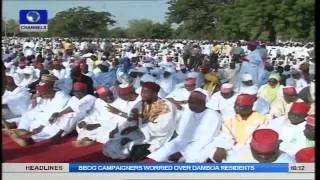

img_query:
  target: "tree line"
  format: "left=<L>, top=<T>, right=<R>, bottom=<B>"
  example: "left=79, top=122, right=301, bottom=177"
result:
left=2, top=0, right=315, bottom=42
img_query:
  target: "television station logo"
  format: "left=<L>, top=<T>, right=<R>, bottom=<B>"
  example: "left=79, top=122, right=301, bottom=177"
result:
left=19, top=10, right=48, bottom=32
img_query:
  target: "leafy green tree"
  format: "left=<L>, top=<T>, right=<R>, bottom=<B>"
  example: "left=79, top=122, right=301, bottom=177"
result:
left=48, top=6, right=116, bottom=37
left=167, top=0, right=314, bottom=41
left=108, top=27, right=127, bottom=38
left=166, top=0, right=233, bottom=39
left=126, top=19, right=173, bottom=39
left=2, top=19, right=19, bottom=36
left=126, top=19, right=153, bottom=38
left=150, top=22, right=173, bottom=39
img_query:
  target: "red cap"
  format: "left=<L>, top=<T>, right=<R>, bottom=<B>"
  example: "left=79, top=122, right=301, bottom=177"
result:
left=283, top=86, right=297, bottom=95
left=221, top=83, right=233, bottom=94
left=36, top=83, right=52, bottom=94
left=184, top=78, right=196, bottom=86
left=251, top=129, right=279, bottom=154
left=295, top=147, right=315, bottom=163
left=5, top=76, right=15, bottom=85
left=116, top=84, right=135, bottom=95
left=142, top=82, right=160, bottom=93
left=190, top=91, right=206, bottom=101
left=73, top=82, right=88, bottom=91
left=306, top=115, right=315, bottom=127
left=290, top=102, right=310, bottom=114
left=236, top=94, right=256, bottom=106
left=96, top=86, right=109, bottom=95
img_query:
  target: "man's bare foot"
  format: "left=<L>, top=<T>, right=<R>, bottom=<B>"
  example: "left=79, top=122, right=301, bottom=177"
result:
left=72, top=138, right=95, bottom=147
left=8, top=131, right=27, bottom=147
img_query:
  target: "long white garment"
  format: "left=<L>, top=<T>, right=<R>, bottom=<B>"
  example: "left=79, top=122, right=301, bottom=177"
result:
left=2, top=86, right=31, bottom=120
left=239, top=49, right=263, bottom=85
left=206, top=92, right=237, bottom=121
left=17, top=91, right=71, bottom=131
left=17, top=75, right=38, bottom=88
left=51, top=69, right=66, bottom=80
left=133, top=99, right=176, bottom=152
left=76, top=98, right=121, bottom=144
left=102, top=97, right=145, bottom=159
left=166, top=86, right=191, bottom=125
left=148, top=108, right=221, bottom=162
left=225, top=144, right=294, bottom=163
left=104, top=98, right=175, bottom=160
left=224, top=65, right=240, bottom=86
left=102, top=119, right=143, bottom=159
left=268, top=116, right=307, bottom=156
left=111, top=97, right=141, bottom=115
left=31, top=94, right=96, bottom=142
left=158, top=76, right=175, bottom=95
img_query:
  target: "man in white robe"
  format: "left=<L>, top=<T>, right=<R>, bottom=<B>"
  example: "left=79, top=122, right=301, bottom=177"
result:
left=269, top=86, right=303, bottom=118
left=207, top=83, right=237, bottom=121
left=238, top=41, right=263, bottom=86
left=166, top=77, right=196, bottom=122
left=50, top=59, right=66, bottom=80
left=112, top=83, right=141, bottom=115
left=148, top=89, right=222, bottom=163
left=173, top=65, right=187, bottom=84
left=158, top=67, right=176, bottom=96
left=103, top=82, right=176, bottom=161
left=73, top=86, right=119, bottom=147
left=234, top=73, right=258, bottom=93
left=239, top=84, right=270, bottom=116
left=2, top=76, right=31, bottom=128
left=17, top=66, right=38, bottom=87
left=8, top=82, right=95, bottom=146
left=268, top=102, right=311, bottom=156
left=186, top=71, right=204, bottom=88
left=225, top=129, right=294, bottom=163
left=286, top=69, right=308, bottom=92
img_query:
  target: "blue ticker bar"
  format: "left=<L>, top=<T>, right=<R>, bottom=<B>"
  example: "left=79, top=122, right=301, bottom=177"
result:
left=69, top=163, right=289, bottom=173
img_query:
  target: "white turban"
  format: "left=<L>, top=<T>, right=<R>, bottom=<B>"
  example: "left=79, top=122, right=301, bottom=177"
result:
left=239, top=85, right=258, bottom=95
left=23, top=67, right=34, bottom=75
left=192, top=88, right=210, bottom=102
left=241, top=73, right=253, bottom=81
